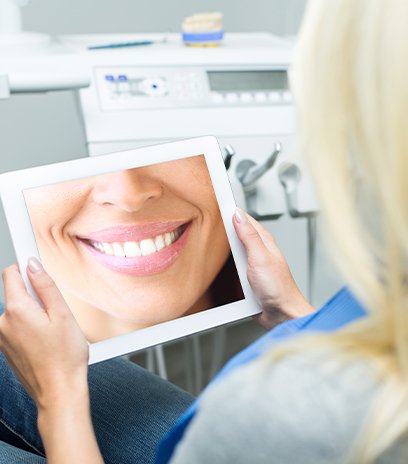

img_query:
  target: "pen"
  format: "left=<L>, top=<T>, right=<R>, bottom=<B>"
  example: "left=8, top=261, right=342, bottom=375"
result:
left=88, top=39, right=165, bottom=50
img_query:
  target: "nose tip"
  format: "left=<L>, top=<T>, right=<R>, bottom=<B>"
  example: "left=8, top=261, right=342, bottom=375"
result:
left=92, top=169, right=163, bottom=212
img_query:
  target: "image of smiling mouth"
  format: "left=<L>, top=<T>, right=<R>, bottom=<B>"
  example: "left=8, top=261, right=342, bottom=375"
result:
left=77, top=221, right=191, bottom=276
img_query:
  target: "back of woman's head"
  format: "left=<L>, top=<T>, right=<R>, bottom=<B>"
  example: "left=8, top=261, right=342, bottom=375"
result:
left=290, top=0, right=408, bottom=460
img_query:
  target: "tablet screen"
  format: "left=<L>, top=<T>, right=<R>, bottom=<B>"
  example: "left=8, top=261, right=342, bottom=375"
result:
left=23, top=155, right=244, bottom=343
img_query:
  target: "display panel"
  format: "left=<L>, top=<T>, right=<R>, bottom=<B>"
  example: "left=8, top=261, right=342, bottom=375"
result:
left=207, top=70, right=288, bottom=92
left=23, top=155, right=244, bottom=344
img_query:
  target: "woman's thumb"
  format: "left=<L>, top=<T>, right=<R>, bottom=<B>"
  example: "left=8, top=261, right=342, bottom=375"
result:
left=27, top=257, right=69, bottom=317
left=233, top=209, right=268, bottom=264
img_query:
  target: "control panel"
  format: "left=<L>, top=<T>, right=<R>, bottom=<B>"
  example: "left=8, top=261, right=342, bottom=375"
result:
left=95, top=66, right=291, bottom=111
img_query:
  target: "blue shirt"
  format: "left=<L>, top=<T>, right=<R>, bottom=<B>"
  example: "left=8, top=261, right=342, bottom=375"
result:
left=156, top=287, right=366, bottom=463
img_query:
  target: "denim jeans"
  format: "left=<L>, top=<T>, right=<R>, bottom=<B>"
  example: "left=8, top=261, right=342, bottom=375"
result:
left=0, top=330, right=194, bottom=463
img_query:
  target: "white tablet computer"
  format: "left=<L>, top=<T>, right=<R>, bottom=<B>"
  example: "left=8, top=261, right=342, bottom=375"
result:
left=0, top=136, right=260, bottom=364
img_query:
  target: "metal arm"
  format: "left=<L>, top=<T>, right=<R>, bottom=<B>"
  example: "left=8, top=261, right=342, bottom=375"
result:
left=236, top=142, right=282, bottom=193
left=277, top=161, right=302, bottom=217
left=278, top=161, right=318, bottom=219
left=235, top=142, right=282, bottom=220
left=278, top=161, right=318, bottom=302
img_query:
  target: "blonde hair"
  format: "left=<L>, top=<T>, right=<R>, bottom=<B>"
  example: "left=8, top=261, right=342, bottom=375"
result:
left=275, top=0, right=408, bottom=461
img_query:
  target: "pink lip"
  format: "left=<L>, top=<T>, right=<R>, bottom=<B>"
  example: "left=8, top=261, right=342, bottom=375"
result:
left=78, top=221, right=188, bottom=243
left=78, top=223, right=191, bottom=276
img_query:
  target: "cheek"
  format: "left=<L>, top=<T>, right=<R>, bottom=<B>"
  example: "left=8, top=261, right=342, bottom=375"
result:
left=199, top=196, right=230, bottom=268
left=178, top=179, right=227, bottom=251
left=212, top=217, right=230, bottom=260
left=25, top=190, right=83, bottom=245
left=25, top=199, right=57, bottom=244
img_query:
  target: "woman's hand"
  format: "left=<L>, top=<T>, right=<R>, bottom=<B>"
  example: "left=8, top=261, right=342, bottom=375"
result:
left=0, top=259, right=89, bottom=411
left=0, top=259, right=104, bottom=464
left=233, top=209, right=315, bottom=330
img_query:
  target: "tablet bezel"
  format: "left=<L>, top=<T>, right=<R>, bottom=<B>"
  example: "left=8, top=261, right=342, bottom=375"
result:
left=0, top=136, right=261, bottom=364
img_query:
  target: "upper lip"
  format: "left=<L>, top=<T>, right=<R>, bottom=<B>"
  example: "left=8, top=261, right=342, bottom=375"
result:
left=76, top=220, right=190, bottom=243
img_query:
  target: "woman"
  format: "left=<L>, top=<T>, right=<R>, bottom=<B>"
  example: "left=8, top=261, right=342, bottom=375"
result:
left=23, top=155, right=243, bottom=342
left=1, top=0, right=407, bottom=462
left=0, top=212, right=315, bottom=464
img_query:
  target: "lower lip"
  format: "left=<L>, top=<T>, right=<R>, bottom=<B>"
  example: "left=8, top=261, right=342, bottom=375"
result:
left=79, top=224, right=191, bottom=276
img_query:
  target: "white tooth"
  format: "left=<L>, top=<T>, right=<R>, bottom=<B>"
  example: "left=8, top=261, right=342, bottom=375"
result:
left=103, top=242, right=114, bottom=255
left=155, top=235, right=165, bottom=251
left=140, top=238, right=157, bottom=256
left=164, top=232, right=172, bottom=246
left=112, top=242, right=125, bottom=257
left=170, top=231, right=176, bottom=242
left=124, top=241, right=141, bottom=257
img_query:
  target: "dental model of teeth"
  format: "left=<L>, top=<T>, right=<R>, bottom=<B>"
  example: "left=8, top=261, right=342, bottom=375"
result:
left=181, top=12, right=224, bottom=47
left=89, top=228, right=183, bottom=258
left=182, top=12, right=223, bottom=33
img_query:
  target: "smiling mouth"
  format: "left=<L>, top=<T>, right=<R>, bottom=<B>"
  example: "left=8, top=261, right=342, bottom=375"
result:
left=81, top=224, right=187, bottom=258
left=77, top=223, right=191, bottom=275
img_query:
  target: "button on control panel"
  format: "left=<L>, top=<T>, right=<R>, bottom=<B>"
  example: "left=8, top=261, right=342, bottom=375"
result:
left=210, top=90, right=290, bottom=106
left=104, top=73, right=169, bottom=98
left=254, top=92, right=267, bottom=102
left=240, top=92, right=253, bottom=103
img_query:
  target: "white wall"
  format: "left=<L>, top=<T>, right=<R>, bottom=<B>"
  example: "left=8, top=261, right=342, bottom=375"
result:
left=0, top=0, right=310, bottom=300
left=22, top=0, right=306, bottom=36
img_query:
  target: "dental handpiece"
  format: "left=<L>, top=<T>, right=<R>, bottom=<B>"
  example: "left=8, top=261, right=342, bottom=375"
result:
left=278, top=162, right=302, bottom=217
left=237, top=142, right=282, bottom=192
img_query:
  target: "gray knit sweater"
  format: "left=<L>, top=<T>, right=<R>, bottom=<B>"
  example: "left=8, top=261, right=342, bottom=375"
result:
left=171, top=351, right=407, bottom=463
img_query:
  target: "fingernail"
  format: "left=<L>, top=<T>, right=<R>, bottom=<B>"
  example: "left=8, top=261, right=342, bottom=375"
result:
left=234, top=208, right=247, bottom=224
left=27, top=257, right=44, bottom=274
